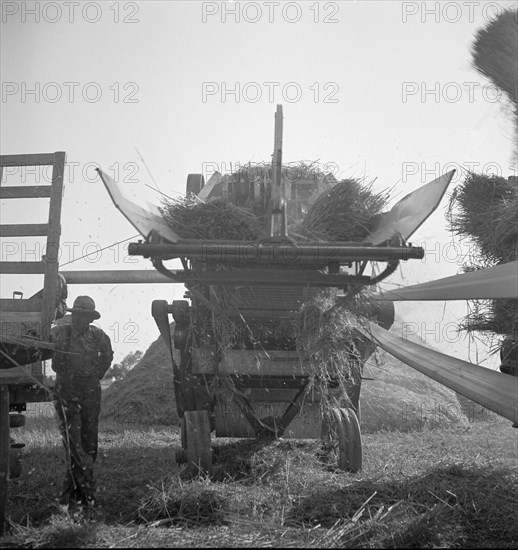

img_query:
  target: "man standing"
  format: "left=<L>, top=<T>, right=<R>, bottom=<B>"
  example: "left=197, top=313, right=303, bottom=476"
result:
left=51, top=296, right=113, bottom=508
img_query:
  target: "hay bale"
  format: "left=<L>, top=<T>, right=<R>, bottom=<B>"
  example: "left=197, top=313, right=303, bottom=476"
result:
left=298, top=178, right=389, bottom=242
left=159, top=196, right=263, bottom=241
left=459, top=297, right=518, bottom=335
left=448, top=172, right=518, bottom=336
left=448, top=172, right=517, bottom=263
left=160, top=164, right=387, bottom=243
left=101, top=324, right=178, bottom=425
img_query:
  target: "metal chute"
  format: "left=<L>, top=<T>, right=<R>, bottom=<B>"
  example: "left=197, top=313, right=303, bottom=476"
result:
left=372, top=261, right=518, bottom=301
left=361, top=323, right=518, bottom=424
left=96, top=168, right=180, bottom=243
left=364, top=170, right=456, bottom=245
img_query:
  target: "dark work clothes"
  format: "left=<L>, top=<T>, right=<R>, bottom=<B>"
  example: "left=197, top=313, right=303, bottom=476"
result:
left=51, top=323, right=113, bottom=505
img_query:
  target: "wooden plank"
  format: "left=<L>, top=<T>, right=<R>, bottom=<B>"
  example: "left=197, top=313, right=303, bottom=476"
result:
left=0, top=311, right=41, bottom=323
left=215, top=401, right=321, bottom=438
left=8, top=385, right=52, bottom=405
left=245, top=388, right=322, bottom=404
left=0, top=367, right=35, bottom=384
left=0, top=332, right=51, bottom=348
left=0, top=384, right=9, bottom=535
left=0, top=186, right=52, bottom=199
left=0, top=153, right=57, bottom=167
left=0, top=298, right=42, bottom=312
left=59, top=269, right=365, bottom=288
left=41, top=152, right=65, bottom=340
left=61, top=269, right=173, bottom=285
left=192, top=348, right=312, bottom=375
left=227, top=309, right=298, bottom=319
left=0, top=261, right=45, bottom=274
left=0, top=224, right=48, bottom=237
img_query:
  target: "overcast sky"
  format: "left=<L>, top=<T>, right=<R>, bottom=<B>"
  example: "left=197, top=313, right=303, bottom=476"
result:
left=1, top=0, right=516, bottom=365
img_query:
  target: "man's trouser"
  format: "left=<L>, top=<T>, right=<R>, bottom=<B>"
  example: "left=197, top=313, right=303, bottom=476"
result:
left=54, top=376, right=101, bottom=504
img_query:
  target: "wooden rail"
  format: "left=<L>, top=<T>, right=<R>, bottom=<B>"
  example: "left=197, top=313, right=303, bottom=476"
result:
left=0, top=152, right=66, bottom=535
left=0, top=151, right=65, bottom=341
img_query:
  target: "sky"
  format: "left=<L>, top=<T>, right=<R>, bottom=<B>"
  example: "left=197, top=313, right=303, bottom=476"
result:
left=1, top=0, right=517, bottom=367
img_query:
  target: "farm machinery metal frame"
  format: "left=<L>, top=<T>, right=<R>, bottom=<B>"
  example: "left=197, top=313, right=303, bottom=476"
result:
left=95, top=105, right=465, bottom=476
left=95, top=106, right=516, bottom=476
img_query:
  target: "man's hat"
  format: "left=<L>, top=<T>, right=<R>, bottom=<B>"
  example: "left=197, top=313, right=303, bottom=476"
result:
left=66, top=296, right=100, bottom=319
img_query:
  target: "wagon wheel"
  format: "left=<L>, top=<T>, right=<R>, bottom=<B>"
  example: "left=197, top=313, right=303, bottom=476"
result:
left=183, top=410, right=212, bottom=476
left=321, top=407, right=362, bottom=473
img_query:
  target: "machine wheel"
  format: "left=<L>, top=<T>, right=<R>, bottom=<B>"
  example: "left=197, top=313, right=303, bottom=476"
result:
left=180, top=415, right=187, bottom=449
left=183, top=410, right=212, bottom=476
left=321, top=407, right=362, bottom=473
left=186, top=174, right=204, bottom=196
left=172, top=300, right=190, bottom=325
left=175, top=417, right=188, bottom=464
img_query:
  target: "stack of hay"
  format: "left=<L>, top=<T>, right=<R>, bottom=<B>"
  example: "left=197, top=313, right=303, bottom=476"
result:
left=447, top=9, right=518, bottom=342
left=159, top=164, right=388, bottom=243
left=295, top=291, right=367, bottom=417
left=160, top=196, right=262, bottom=241
left=448, top=172, right=518, bottom=338
left=295, top=178, right=389, bottom=242
left=101, top=323, right=178, bottom=425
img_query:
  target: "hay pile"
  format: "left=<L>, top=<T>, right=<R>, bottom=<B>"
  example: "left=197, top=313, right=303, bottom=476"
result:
left=448, top=173, right=518, bottom=336
left=137, top=478, right=226, bottom=526
left=448, top=173, right=517, bottom=264
left=101, top=324, right=178, bottom=425
left=160, top=196, right=262, bottom=241
left=161, top=164, right=388, bottom=243
left=297, top=178, right=389, bottom=242
left=296, top=290, right=366, bottom=411
left=360, top=356, right=472, bottom=432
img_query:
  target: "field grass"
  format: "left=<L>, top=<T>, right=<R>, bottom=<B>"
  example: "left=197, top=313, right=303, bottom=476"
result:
left=2, top=404, right=517, bottom=548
